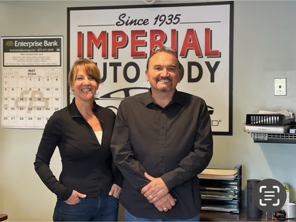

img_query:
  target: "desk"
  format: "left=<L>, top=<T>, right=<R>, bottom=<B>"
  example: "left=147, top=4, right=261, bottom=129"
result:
left=200, top=210, right=295, bottom=221
left=0, top=214, right=7, bottom=221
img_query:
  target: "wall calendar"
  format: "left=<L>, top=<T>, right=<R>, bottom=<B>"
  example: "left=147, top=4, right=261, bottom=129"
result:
left=1, top=36, right=63, bottom=129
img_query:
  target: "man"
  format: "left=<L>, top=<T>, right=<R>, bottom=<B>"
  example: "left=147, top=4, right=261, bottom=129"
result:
left=111, top=47, right=213, bottom=221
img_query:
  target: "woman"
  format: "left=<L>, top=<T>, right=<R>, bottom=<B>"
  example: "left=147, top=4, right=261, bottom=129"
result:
left=34, top=59, right=123, bottom=221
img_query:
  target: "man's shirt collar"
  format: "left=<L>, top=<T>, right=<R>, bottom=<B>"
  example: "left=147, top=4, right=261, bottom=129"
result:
left=144, top=89, right=184, bottom=107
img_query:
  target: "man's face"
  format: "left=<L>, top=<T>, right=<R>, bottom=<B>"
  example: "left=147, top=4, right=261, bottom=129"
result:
left=145, top=52, right=180, bottom=93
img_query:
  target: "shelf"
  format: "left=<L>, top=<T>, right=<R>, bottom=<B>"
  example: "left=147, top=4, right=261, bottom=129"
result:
left=199, top=165, right=242, bottom=213
left=251, top=133, right=296, bottom=144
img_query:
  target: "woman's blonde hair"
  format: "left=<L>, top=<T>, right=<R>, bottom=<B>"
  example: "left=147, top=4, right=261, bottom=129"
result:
left=68, top=59, right=102, bottom=87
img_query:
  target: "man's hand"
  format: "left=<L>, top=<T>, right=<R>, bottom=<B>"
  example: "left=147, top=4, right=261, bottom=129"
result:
left=65, top=190, right=86, bottom=205
left=141, top=172, right=169, bottom=203
left=109, top=184, right=122, bottom=198
left=153, top=193, right=176, bottom=212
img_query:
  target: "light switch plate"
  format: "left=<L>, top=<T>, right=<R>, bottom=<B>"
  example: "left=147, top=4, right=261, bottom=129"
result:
left=274, top=78, right=286, bottom=96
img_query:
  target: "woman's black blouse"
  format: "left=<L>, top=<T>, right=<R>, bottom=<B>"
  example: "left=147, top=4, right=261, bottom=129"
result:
left=34, top=99, right=123, bottom=201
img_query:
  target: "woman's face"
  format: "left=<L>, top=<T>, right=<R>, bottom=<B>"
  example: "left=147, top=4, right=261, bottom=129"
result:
left=71, top=66, right=99, bottom=102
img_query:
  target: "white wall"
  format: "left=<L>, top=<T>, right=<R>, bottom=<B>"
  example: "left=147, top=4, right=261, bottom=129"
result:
left=1, top=0, right=296, bottom=221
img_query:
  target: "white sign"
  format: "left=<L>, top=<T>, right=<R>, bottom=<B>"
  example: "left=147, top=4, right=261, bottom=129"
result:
left=1, top=36, right=63, bottom=129
left=68, top=2, right=233, bottom=135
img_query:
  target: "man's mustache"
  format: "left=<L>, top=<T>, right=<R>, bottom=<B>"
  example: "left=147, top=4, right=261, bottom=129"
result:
left=156, top=77, right=172, bottom=82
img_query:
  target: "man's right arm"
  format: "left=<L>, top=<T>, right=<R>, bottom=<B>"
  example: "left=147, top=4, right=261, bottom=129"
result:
left=111, top=100, right=150, bottom=190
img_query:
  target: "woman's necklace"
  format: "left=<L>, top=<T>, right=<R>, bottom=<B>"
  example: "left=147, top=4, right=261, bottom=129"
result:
left=85, top=115, right=93, bottom=122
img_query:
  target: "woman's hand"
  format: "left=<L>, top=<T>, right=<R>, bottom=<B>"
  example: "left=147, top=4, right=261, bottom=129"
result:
left=109, top=184, right=122, bottom=198
left=64, top=190, right=86, bottom=205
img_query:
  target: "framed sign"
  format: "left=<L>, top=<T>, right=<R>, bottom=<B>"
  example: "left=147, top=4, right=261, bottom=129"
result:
left=67, top=2, right=233, bottom=135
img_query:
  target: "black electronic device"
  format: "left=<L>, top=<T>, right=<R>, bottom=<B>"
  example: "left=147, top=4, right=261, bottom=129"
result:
left=247, top=179, right=262, bottom=218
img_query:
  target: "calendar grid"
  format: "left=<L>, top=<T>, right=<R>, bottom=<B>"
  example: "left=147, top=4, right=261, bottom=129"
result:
left=2, top=68, right=63, bottom=128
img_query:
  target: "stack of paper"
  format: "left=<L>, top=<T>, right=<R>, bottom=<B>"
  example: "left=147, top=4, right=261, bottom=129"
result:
left=201, top=190, right=236, bottom=200
left=198, top=169, right=237, bottom=180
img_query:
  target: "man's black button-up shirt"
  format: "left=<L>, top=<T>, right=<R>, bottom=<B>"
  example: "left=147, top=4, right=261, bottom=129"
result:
left=111, top=90, right=213, bottom=219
